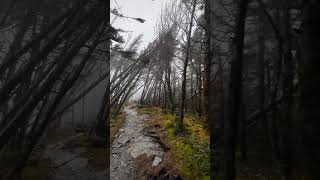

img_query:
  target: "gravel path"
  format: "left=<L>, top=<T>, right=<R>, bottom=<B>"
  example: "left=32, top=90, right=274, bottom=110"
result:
left=110, top=106, right=164, bottom=180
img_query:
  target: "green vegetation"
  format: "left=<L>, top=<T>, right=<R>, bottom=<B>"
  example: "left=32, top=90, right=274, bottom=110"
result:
left=139, top=106, right=210, bottom=180
left=136, top=105, right=157, bottom=115
left=110, top=111, right=126, bottom=143
left=162, top=115, right=210, bottom=179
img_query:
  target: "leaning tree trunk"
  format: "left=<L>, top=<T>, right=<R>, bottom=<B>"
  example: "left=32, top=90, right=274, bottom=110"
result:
left=94, top=44, right=110, bottom=145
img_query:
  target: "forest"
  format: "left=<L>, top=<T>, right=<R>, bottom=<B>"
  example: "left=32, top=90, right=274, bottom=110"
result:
left=0, top=0, right=319, bottom=179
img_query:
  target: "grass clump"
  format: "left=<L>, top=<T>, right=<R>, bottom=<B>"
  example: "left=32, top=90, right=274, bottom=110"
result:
left=110, top=111, right=126, bottom=143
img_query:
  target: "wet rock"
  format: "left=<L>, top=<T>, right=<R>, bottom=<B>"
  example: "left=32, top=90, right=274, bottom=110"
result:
left=152, top=156, right=162, bottom=166
left=127, top=135, right=164, bottom=158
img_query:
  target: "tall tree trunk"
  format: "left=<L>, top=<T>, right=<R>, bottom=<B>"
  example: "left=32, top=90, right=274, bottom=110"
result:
left=300, top=1, right=320, bottom=179
left=239, top=102, right=246, bottom=160
left=224, top=0, right=248, bottom=179
left=204, top=0, right=211, bottom=122
left=179, top=0, right=197, bottom=131
left=257, top=8, right=267, bottom=148
left=166, top=66, right=175, bottom=114
left=279, top=8, right=293, bottom=180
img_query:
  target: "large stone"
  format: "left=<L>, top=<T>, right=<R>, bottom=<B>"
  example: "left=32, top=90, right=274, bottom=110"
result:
left=152, top=156, right=162, bottom=166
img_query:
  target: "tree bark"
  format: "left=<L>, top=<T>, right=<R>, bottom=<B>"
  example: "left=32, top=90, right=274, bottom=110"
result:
left=179, top=0, right=197, bottom=131
left=299, top=1, right=320, bottom=179
left=224, top=0, right=248, bottom=179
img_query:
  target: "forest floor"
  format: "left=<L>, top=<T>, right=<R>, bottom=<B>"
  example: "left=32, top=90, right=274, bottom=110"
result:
left=110, top=104, right=209, bottom=180
left=20, top=104, right=209, bottom=180
left=136, top=105, right=210, bottom=180
left=20, top=128, right=109, bottom=180
left=44, top=133, right=108, bottom=180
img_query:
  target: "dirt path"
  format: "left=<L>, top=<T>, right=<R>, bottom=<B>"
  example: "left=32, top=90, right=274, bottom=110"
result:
left=110, top=105, right=164, bottom=180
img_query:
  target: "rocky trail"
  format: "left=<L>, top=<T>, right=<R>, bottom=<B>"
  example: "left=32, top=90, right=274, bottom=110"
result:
left=110, top=106, right=165, bottom=180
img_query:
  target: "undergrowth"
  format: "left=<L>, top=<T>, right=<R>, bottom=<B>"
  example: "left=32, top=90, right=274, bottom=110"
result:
left=110, top=111, right=126, bottom=143
left=139, top=106, right=210, bottom=180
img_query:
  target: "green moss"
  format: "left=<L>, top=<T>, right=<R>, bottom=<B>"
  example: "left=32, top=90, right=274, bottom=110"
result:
left=163, top=120, right=174, bottom=129
left=136, top=105, right=165, bottom=116
left=138, top=107, right=210, bottom=179
left=169, top=137, right=210, bottom=179
left=201, top=176, right=211, bottom=180
left=110, top=111, right=126, bottom=143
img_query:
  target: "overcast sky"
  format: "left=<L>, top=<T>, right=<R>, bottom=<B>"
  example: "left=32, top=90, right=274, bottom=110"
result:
left=110, top=0, right=174, bottom=100
left=111, top=0, right=171, bottom=51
